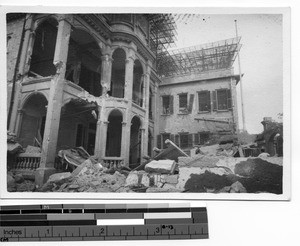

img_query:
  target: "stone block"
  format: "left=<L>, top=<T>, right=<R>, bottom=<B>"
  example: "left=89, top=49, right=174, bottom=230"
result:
left=145, top=160, right=176, bottom=174
left=164, top=175, right=178, bottom=184
left=230, top=181, right=247, bottom=193
left=47, top=172, right=72, bottom=184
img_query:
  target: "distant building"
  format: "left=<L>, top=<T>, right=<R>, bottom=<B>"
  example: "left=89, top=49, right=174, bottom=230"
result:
left=6, top=13, right=242, bottom=185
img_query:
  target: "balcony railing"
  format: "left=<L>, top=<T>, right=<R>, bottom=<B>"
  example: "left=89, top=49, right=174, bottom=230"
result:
left=101, top=157, right=124, bottom=169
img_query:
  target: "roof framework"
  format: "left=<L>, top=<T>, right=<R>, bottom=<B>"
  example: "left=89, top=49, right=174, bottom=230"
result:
left=157, top=37, right=242, bottom=77
left=146, top=14, right=177, bottom=56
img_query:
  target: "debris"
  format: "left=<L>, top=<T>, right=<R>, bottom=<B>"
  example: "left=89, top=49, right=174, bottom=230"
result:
left=25, top=145, right=41, bottom=154
left=7, top=174, right=16, bottom=191
left=58, top=147, right=92, bottom=170
left=47, top=172, right=72, bottom=185
left=7, top=142, right=23, bottom=154
left=258, top=152, right=270, bottom=158
left=178, top=155, right=219, bottom=168
left=145, top=160, right=176, bottom=174
left=230, top=181, right=247, bottom=193
left=153, top=139, right=188, bottom=162
left=14, top=173, right=25, bottom=183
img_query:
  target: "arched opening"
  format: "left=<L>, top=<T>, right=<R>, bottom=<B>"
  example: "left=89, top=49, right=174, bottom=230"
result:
left=148, top=129, right=153, bottom=157
left=110, top=48, right=126, bottom=98
left=19, top=93, right=48, bottom=147
left=57, top=99, right=98, bottom=155
left=65, top=29, right=102, bottom=97
left=106, top=109, right=123, bottom=157
left=129, top=116, right=142, bottom=168
left=29, top=18, right=58, bottom=77
left=133, top=60, right=144, bottom=106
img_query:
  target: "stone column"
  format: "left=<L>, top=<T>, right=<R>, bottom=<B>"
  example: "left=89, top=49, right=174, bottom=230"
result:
left=15, top=109, right=23, bottom=137
left=122, top=48, right=135, bottom=166
left=99, top=120, right=109, bottom=159
left=36, top=15, right=72, bottom=187
left=124, top=54, right=135, bottom=101
left=142, top=70, right=150, bottom=158
left=100, top=52, right=113, bottom=95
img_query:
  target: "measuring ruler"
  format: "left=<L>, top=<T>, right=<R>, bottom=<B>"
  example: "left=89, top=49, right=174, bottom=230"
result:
left=0, top=203, right=208, bottom=241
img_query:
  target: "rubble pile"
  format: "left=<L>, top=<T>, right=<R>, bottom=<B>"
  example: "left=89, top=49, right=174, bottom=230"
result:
left=6, top=139, right=283, bottom=194
left=7, top=171, right=36, bottom=192
left=39, top=159, right=130, bottom=193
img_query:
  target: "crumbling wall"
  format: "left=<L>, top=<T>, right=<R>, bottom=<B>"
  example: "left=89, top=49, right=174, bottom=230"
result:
left=158, top=76, right=234, bottom=135
left=7, top=18, right=25, bottom=112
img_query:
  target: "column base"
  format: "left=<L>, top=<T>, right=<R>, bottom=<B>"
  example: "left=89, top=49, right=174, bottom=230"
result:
left=35, top=167, right=57, bottom=188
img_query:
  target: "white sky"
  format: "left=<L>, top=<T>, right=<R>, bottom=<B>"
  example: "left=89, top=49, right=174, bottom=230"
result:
left=173, top=14, right=283, bottom=134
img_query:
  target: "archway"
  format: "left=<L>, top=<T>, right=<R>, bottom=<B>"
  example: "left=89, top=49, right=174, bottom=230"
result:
left=110, top=48, right=126, bottom=98
left=19, top=93, right=48, bottom=147
left=133, top=60, right=144, bottom=106
left=65, top=29, right=102, bottom=97
left=106, top=109, right=123, bottom=157
left=57, top=99, right=98, bottom=155
left=129, top=116, right=142, bottom=168
left=29, top=18, right=58, bottom=77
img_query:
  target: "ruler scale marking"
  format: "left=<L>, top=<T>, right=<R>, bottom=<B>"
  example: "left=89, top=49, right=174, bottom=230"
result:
left=0, top=204, right=208, bottom=241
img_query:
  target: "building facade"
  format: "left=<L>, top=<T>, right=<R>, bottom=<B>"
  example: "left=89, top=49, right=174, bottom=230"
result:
left=6, top=13, right=241, bottom=185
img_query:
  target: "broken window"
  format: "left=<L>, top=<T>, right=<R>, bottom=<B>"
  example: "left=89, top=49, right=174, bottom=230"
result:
left=162, top=95, right=173, bottom=115
left=111, top=48, right=126, bottom=98
left=65, top=28, right=102, bottom=97
left=212, top=89, right=232, bottom=111
left=198, top=91, right=211, bottom=112
left=179, top=133, right=189, bottom=149
left=199, top=132, right=210, bottom=145
left=30, top=18, right=58, bottom=77
left=132, top=60, right=144, bottom=107
left=178, top=93, right=188, bottom=113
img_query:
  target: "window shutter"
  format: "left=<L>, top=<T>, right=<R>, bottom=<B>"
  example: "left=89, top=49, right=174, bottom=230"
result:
left=188, top=134, right=193, bottom=148
left=175, top=134, right=179, bottom=146
left=207, top=91, right=211, bottom=111
left=170, top=134, right=175, bottom=143
left=194, top=133, right=200, bottom=145
left=227, top=89, right=232, bottom=110
left=188, top=94, right=194, bottom=113
left=157, top=134, right=162, bottom=149
left=169, top=95, right=174, bottom=114
left=212, top=90, right=217, bottom=111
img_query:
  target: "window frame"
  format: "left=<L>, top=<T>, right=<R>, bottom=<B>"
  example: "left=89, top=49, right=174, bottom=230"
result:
left=178, top=93, right=188, bottom=114
left=198, top=90, right=211, bottom=113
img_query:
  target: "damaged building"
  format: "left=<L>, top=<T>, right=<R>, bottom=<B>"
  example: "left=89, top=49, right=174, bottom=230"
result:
left=6, top=13, right=242, bottom=186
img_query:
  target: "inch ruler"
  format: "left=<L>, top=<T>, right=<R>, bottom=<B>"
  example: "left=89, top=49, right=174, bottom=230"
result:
left=0, top=203, right=208, bottom=241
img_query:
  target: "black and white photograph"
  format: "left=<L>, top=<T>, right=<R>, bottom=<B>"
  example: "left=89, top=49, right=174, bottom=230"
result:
left=2, top=7, right=290, bottom=199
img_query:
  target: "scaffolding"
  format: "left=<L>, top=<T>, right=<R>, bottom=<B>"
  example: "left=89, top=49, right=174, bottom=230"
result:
left=157, top=37, right=242, bottom=77
left=146, top=14, right=177, bottom=60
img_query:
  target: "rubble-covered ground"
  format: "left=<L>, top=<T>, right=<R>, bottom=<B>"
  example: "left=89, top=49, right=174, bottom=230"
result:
left=7, top=145, right=283, bottom=194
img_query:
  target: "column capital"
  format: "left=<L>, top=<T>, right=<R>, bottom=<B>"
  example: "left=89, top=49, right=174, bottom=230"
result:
left=101, top=55, right=113, bottom=62
left=121, top=121, right=127, bottom=126
left=56, top=14, right=73, bottom=24
left=125, top=56, right=135, bottom=64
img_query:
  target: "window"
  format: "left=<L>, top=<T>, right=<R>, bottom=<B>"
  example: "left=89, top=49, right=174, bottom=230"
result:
left=179, top=93, right=188, bottom=113
left=162, top=95, right=173, bottom=115
left=179, top=133, right=189, bottom=149
left=198, top=91, right=211, bottom=112
left=212, top=89, right=232, bottom=111
left=199, top=132, right=210, bottom=145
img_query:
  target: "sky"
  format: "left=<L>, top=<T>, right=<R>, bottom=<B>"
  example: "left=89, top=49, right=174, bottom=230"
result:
left=171, top=14, right=283, bottom=134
